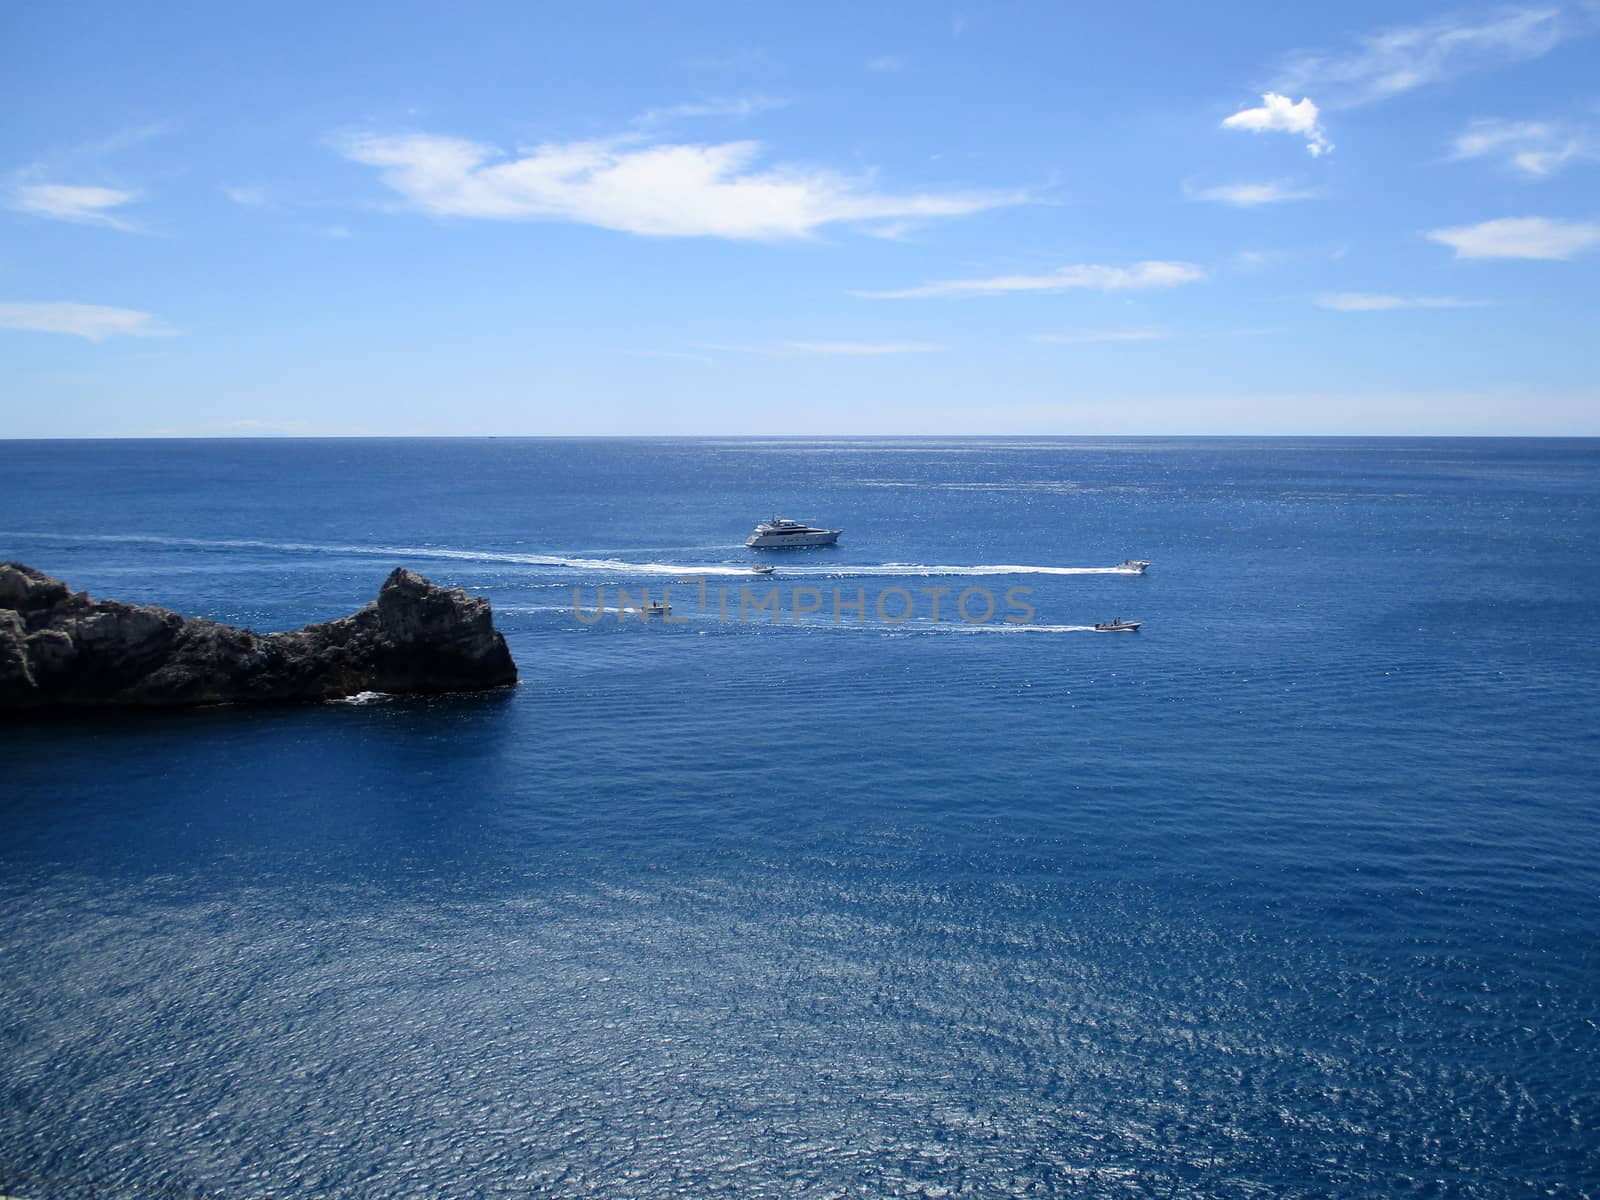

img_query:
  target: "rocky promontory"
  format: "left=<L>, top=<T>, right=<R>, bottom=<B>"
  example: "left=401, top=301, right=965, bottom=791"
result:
left=0, top=564, right=517, bottom=711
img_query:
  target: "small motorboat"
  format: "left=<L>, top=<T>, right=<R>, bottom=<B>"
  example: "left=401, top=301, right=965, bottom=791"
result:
left=646, top=601, right=672, bottom=616
left=750, top=563, right=776, bottom=575
left=1116, top=560, right=1151, bottom=573
left=1093, top=618, right=1141, bottom=632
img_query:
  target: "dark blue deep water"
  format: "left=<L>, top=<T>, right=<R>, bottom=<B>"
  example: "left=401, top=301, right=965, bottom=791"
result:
left=3, top=437, right=1599, bottom=1199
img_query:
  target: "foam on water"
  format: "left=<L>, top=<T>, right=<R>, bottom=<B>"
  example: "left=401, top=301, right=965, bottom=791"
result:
left=505, top=604, right=1105, bottom=634
left=0, top=530, right=1143, bottom=580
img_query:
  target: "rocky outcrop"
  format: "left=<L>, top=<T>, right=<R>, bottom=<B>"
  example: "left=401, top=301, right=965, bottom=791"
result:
left=0, top=564, right=517, bottom=711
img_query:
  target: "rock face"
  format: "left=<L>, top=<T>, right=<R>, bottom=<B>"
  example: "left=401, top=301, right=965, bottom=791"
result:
left=0, top=564, right=517, bottom=712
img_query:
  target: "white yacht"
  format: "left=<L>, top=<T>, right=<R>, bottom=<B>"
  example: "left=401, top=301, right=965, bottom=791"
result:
left=746, top=516, right=842, bottom=549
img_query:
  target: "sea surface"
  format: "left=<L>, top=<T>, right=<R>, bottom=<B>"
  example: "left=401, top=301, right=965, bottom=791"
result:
left=2, top=437, right=1598, bottom=1199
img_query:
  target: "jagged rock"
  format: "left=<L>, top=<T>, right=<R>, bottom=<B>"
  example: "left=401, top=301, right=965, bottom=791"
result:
left=0, top=609, right=32, bottom=691
left=0, top=564, right=517, bottom=712
left=0, top=563, right=68, bottom=614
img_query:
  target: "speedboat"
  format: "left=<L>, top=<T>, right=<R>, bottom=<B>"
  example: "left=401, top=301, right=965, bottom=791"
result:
left=646, top=601, right=672, bottom=616
left=750, top=563, right=777, bottom=574
left=746, top=516, right=842, bottom=549
left=1116, top=560, right=1151, bottom=573
left=1093, top=618, right=1141, bottom=632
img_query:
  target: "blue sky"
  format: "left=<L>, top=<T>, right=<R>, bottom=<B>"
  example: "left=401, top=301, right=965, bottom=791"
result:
left=2, top=1, right=1597, bottom=436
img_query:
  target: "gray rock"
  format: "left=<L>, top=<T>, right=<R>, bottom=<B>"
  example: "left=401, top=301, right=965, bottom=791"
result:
left=0, top=564, right=517, bottom=712
left=0, top=562, right=69, bottom=615
left=0, top=609, right=32, bottom=691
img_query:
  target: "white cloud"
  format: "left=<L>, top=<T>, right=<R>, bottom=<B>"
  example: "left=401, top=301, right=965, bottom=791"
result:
left=1222, top=94, right=1332, bottom=156
left=866, top=55, right=906, bottom=72
left=855, top=260, right=1205, bottom=299
left=1452, top=118, right=1553, bottom=158
left=1426, top=215, right=1600, bottom=259
left=1274, top=4, right=1585, bottom=107
left=1314, top=293, right=1482, bottom=311
left=0, top=301, right=174, bottom=340
left=633, top=95, right=788, bottom=127
left=1511, top=144, right=1586, bottom=176
left=1450, top=117, right=1593, bottom=177
left=337, top=131, right=1017, bottom=241
left=1233, top=250, right=1280, bottom=271
left=8, top=183, right=141, bottom=229
left=1189, top=179, right=1315, bottom=206
left=223, top=184, right=271, bottom=207
left=3, top=124, right=165, bottom=231
left=1033, top=328, right=1167, bottom=345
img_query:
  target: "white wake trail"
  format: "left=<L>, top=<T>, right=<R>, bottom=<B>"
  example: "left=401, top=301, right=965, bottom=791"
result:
left=1, top=532, right=1144, bottom=580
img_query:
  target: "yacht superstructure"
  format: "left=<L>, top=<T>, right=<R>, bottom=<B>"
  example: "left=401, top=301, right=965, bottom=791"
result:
left=746, top=516, right=842, bottom=549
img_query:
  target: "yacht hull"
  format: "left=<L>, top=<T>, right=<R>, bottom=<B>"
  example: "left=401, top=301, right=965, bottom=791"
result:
left=746, top=530, right=841, bottom=549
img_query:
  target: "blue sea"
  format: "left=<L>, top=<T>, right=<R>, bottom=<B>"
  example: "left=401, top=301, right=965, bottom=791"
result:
left=3, top=437, right=1599, bottom=1199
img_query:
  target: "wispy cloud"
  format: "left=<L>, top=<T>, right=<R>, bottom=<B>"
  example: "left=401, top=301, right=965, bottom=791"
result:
left=222, top=184, right=272, bottom=207
left=855, top=260, right=1205, bottom=299
left=1234, top=249, right=1281, bottom=271
left=0, top=301, right=175, bottom=340
left=1221, top=94, right=1332, bottom=156
left=1426, top=215, right=1600, bottom=259
left=866, top=54, right=906, bottom=72
left=5, top=124, right=168, bottom=231
left=47, top=123, right=171, bottom=166
left=7, top=183, right=141, bottom=230
left=1314, top=292, right=1483, bottom=311
left=1273, top=4, right=1589, bottom=107
left=1452, top=118, right=1554, bottom=158
left=1033, top=328, right=1168, bottom=345
left=1449, top=117, right=1595, bottom=176
left=336, top=131, right=1018, bottom=240
left=1188, top=179, right=1316, bottom=206
left=633, top=95, right=789, bottom=127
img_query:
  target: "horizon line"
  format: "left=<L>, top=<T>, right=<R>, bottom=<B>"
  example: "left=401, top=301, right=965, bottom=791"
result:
left=4, top=432, right=1600, bottom=442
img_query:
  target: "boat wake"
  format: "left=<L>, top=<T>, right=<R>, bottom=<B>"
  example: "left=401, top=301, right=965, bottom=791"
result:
left=3, top=532, right=1144, bottom=580
left=945, top=622, right=1100, bottom=633
left=865, top=563, right=1134, bottom=577
left=499, top=603, right=1104, bottom=634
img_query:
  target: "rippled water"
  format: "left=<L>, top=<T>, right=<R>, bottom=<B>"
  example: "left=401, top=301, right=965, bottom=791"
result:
left=3, top=438, right=1599, bottom=1197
